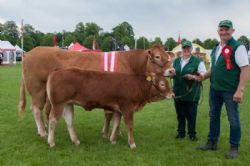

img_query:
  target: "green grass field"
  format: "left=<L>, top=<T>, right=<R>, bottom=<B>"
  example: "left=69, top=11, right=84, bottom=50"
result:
left=0, top=63, right=249, bottom=166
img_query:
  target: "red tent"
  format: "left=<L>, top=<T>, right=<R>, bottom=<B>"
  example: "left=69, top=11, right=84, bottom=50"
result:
left=68, top=42, right=101, bottom=52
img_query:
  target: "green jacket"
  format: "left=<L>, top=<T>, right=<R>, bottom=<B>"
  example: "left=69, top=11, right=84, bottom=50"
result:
left=173, top=55, right=202, bottom=101
left=210, top=37, right=241, bottom=92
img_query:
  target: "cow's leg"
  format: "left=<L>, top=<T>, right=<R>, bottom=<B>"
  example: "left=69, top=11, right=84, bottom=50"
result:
left=44, top=96, right=51, bottom=123
left=123, top=112, right=136, bottom=149
left=63, top=104, right=80, bottom=145
left=30, top=87, right=47, bottom=138
left=48, top=112, right=57, bottom=147
left=102, top=111, right=113, bottom=139
left=48, top=105, right=63, bottom=148
left=32, top=105, right=47, bottom=138
left=110, top=111, right=122, bottom=144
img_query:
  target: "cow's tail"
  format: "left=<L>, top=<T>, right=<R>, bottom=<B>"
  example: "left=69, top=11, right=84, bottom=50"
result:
left=18, top=64, right=26, bottom=120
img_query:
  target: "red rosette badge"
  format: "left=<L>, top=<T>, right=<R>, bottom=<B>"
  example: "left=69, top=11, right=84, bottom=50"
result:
left=222, top=45, right=233, bottom=70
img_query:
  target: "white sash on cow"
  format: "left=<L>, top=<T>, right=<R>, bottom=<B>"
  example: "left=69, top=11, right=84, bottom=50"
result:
left=102, top=52, right=118, bottom=72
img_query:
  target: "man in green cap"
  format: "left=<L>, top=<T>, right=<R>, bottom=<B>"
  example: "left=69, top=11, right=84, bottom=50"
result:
left=197, top=20, right=249, bottom=159
left=169, top=40, right=206, bottom=141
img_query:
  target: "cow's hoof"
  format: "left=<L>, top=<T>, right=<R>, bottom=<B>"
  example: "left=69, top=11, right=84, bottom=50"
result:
left=129, top=143, right=136, bottom=149
left=102, top=134, right=109, bottom=139
left=39, top=133, right=48, bottom=139
left=73, top=139, right=80, bottom=146
left=49, top=142, right=55, bottom=148
left=110, top=140, right=116, bottom=145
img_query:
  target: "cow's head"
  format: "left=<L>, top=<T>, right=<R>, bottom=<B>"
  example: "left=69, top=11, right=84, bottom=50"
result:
left=146, top=44, right=175, bottom=76
left=146, top=72, right=174, bottom=101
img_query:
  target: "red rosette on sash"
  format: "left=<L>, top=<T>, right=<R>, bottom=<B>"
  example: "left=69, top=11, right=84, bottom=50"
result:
left=221, top=45, right=233, bottom=70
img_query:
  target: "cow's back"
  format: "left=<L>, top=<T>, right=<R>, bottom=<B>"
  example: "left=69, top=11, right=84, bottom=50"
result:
left=47, top=69, right=147, bottom=110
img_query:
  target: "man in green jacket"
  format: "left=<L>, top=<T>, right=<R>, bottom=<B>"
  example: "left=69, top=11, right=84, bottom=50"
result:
left=197, top=20, right=249, bottom=159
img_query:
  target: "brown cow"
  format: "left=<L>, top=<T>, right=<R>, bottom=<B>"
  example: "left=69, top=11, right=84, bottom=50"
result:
left=46, top=68, right=173, bottom=148
left=19, top=45, right=174, bottom=138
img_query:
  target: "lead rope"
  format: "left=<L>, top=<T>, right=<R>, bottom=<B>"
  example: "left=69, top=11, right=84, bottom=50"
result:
left=169, top=77, right=203, bottom=105
left=169, top=78, right=193, bottom=99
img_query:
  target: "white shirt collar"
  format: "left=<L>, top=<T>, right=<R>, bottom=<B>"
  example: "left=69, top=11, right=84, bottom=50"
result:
left=181, top=56, right=191, bottom=62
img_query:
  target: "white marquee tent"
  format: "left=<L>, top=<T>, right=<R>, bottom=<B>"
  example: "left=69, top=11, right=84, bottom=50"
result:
left=0, top=40, right=17, bottom=64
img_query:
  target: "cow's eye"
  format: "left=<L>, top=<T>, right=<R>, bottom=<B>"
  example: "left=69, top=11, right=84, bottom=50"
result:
left=155, top=55, right=161, bottom=60
left=159, top=81, right=165, bottom=88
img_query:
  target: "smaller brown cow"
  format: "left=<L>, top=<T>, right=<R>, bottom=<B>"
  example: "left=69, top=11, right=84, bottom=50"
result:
left=46, top=68, right=173, bottom=148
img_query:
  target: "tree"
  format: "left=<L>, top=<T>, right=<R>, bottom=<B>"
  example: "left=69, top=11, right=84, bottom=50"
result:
left=0, top=22, right=3, bottom=33
left=2, top=21, right=19, bottom=45
left=101, top=36, right=113, bottom=51
left=64, top=33, right=76, bottom=46
left=17, top=35, right=35, bottom=51
left=0, top=23, right=4, bottom=40
left=150, top=37, right=163, bottom=46
left=23, top=24, right=35, bottom=35
left=121, top=36, right=134, bottom=49
left=164, top=37, right=178, bottom=51
left=238, top=35, right=249, bottom=51
left=32, top=30, right=45, bottom=46
left=136, top=36, right=149, bottom=49
left=84, top=22, right=102, bottom=37
left=192, top=38, right=203, bottom=47
left=112, top=22, right=134, bottom=49
left=40, top=33, right=54, bottom=46
left=203, top=38, right=218, bottom=49
left=83, top=35, right=95, bottom=49
left=74, top=22, right=85, bottom=44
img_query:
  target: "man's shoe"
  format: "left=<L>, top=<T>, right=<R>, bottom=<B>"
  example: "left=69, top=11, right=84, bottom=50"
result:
left=175, top=134, right=185, bottom=139
left=225, top=145, right=239, bottom=159
left=190, top=135, right=198, bottom=141
left=196, top=140, right=217, bottom=151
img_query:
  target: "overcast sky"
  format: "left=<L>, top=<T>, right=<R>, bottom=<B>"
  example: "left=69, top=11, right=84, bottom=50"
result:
left=0, top=0, right=249, bottom=41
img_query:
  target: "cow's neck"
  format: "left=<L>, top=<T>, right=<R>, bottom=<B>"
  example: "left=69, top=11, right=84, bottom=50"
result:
left=138, top=78, right=156, bottom=102
left=123, top=50, right=148, bottom=74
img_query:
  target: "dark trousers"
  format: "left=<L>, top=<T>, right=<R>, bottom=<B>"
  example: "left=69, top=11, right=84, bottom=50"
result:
left=174, top=100, right=198, bottom=137
left=208, top=87, right=241, bottom=147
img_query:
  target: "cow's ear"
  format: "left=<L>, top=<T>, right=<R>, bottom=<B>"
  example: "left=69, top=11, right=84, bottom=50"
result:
left=166, top=51, right=175, bottom=61
left=147, top=49, right=152, bottom=59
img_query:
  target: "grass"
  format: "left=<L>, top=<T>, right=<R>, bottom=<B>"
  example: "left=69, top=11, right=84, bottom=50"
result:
left=0, top=63, right=249, bottom=166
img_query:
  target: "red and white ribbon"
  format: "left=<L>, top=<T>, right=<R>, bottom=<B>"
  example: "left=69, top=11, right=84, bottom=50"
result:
left=101, top=52, right=118, bottom=72
left=222, top=45, right=233, bottom=70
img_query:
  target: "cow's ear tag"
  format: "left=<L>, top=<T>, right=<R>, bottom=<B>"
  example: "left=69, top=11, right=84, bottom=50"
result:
left=146, top=76, right=152, bottom=82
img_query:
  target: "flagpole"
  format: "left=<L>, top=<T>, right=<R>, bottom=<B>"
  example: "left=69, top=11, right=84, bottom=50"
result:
left=143, top=37, right=145, bottom=49
left=134, top=37, right=137, bottom=49
left=21, top=19, right=24, bottom=57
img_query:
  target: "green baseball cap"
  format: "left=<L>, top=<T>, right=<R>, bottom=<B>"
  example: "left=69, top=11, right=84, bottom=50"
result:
left=218, top=20, right=233, bottom=28
left=181, top=40, right=192, bottom=48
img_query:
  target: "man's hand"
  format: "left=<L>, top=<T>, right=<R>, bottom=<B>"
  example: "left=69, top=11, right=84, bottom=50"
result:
left=183, top=74, right=195, bottom=80
left=234, top=65, right=249, bottom=103
left=195, top=75, right=203, bottom=82
left=233, top=90, right=244, bottom=103
left=202, top=69, right=211, bottom=81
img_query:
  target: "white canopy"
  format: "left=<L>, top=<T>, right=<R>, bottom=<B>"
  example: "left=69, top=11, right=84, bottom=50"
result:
left=15, top=45, right=23, bottom=51
left=0, top=40, right=16, bottom=51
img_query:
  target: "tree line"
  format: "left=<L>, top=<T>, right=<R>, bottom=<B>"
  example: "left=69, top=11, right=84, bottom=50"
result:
left=0, top=20, right=249, bottom=52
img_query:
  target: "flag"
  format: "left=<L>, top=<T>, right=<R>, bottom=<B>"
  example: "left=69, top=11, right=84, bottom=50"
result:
left=53, top=32, right=57, bottom=47
left=92, top=37, right=97, bottom=50
left=178, top=33, right=181, bottom=44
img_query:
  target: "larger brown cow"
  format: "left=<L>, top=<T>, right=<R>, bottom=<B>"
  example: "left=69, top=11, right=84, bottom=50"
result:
left=46, top=69, right=173, bottom=148
left=19, top=45, right=174, bottom=138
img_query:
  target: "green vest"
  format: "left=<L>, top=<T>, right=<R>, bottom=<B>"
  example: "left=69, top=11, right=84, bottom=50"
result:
left=210, top=37, right=241, bottom=92
left=173, top=56, right=201, bottom=101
